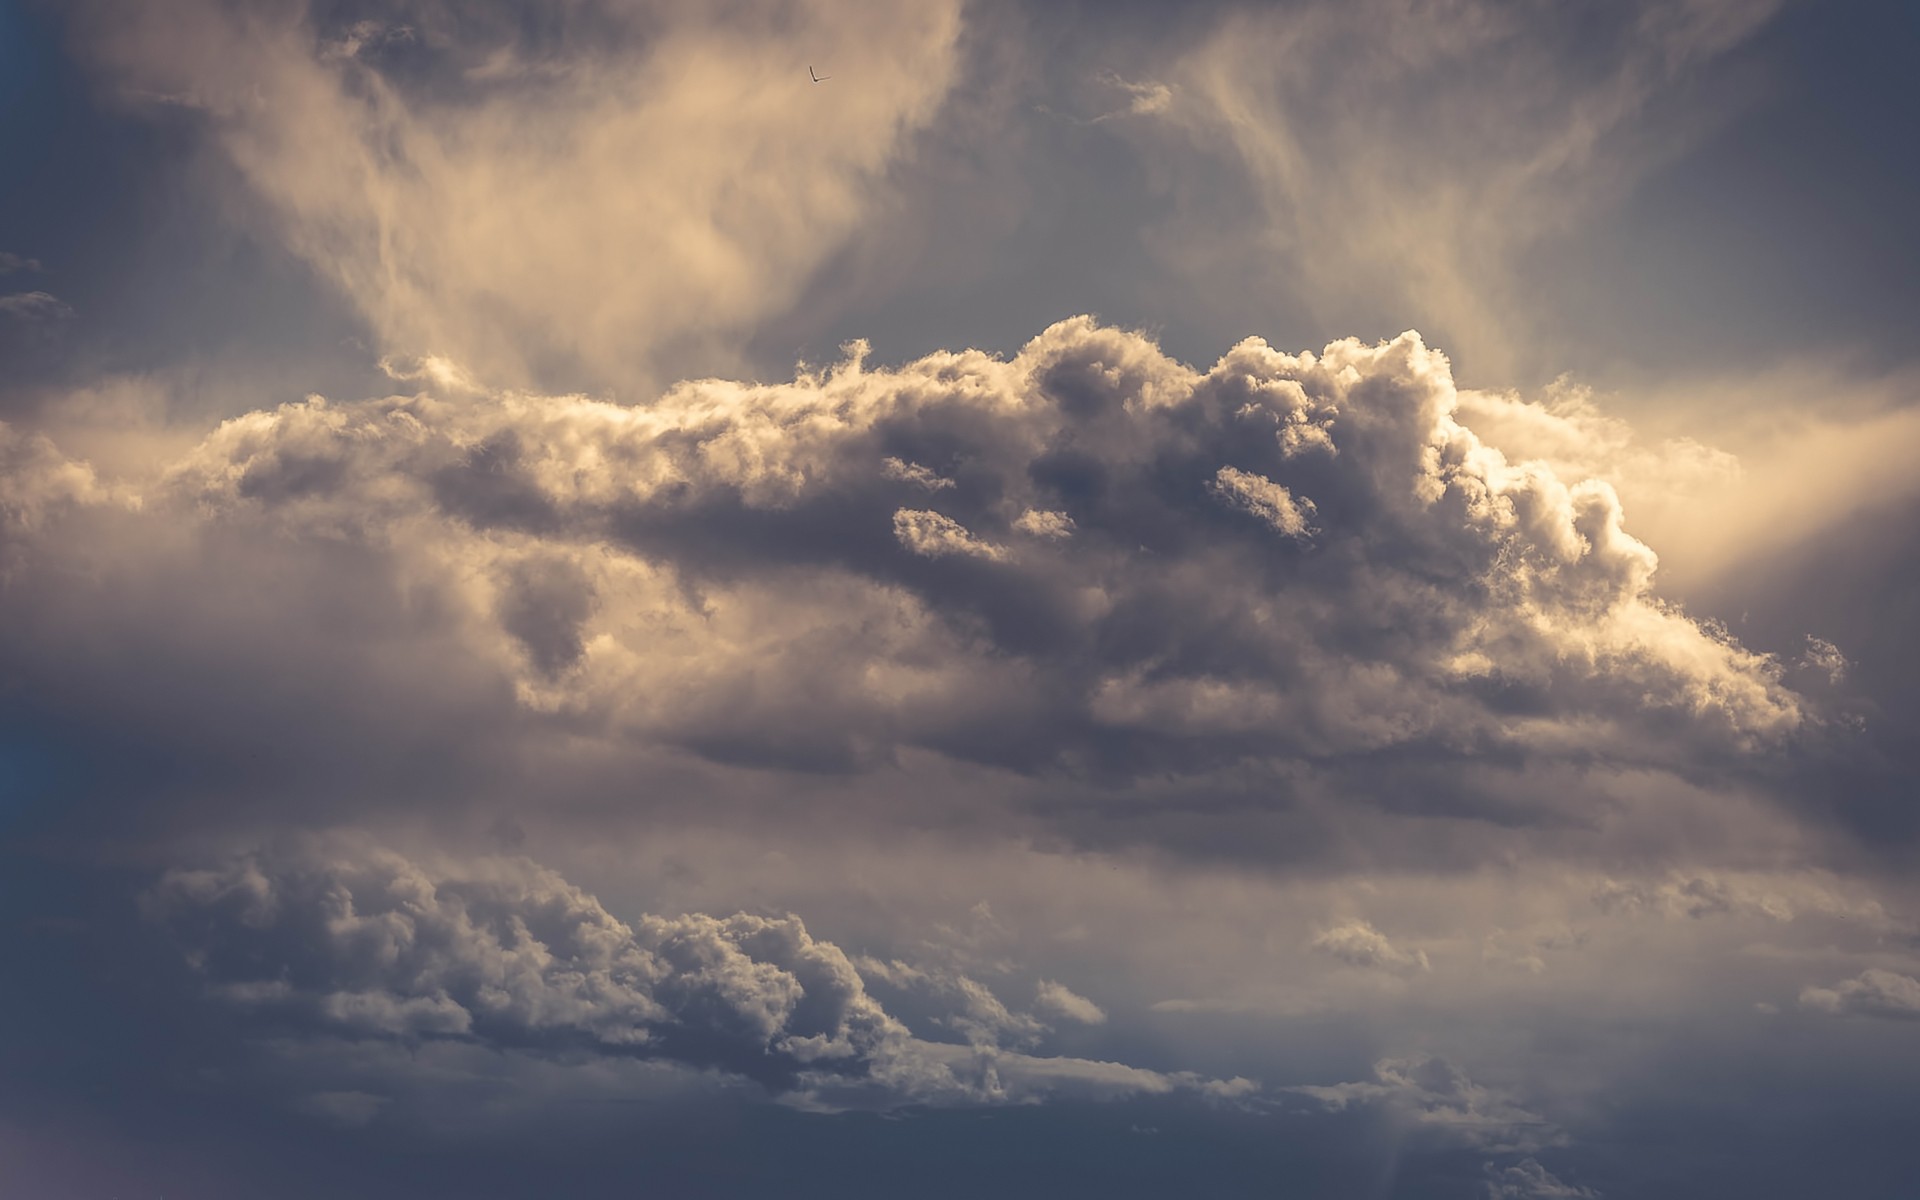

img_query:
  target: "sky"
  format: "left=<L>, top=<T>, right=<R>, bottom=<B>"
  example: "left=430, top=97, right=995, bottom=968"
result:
left=2, top=1, right=1918, bottom=1197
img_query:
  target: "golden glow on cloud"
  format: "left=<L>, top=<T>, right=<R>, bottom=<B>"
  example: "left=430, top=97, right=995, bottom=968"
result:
left=78, top=0, right=964, bottom=390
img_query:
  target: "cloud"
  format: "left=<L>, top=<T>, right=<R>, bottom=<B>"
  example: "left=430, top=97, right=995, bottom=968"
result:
left=0, top=251, right=43, bottom=275
left=70, top=0, right=966, bottom=390
left=147, top=841, right=1241, bottom=1110
left=1087, top=72, right=1175, bottom=123
left=893, top=508, right=1006, bottom=561
left=1309, top=920, right=1429, bottom=973
left=1799, top=969, right=1920, bottom=1022
left=1152, top=0, right=1784, bottom=376
left=0, top=291, right=74, bottom=321
left=1034, top=980, right=1107, bottom=1025
left=0, top=320, right=1826, bottom=853
left=1037, top=70, right=1176, bottom=128
left=147, top=320, right=1803, bottom=772
left=1799, top=635, right=1849, bottom=686
left=1209, top=465, right=1316, bottom=538
left=1292, top=1053, right=1560, bottom=1154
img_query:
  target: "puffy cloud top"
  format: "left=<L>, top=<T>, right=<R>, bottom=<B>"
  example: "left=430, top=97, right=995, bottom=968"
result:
left=151, top=846, right=908, bottom=1092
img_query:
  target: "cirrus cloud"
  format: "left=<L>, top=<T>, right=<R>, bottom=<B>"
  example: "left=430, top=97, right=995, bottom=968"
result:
left=70, top=0, right=966, bottom=391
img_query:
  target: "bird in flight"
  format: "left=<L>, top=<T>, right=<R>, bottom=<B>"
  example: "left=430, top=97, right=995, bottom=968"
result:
left=810, top=65, right=830, bottom=83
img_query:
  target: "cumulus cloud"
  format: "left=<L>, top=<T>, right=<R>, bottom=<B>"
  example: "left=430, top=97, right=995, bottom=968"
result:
left=0, top=251, right=42, bottom=275
left=1012, top=508, right=1075, bottom=538
left=1799, top=969, right=1920, bottom=1022
left=148, top=842, right=1241, bottom=1110
left=0, top=320, right=1822, bottom=850
left=1310, top=920, right=1429, bottom=973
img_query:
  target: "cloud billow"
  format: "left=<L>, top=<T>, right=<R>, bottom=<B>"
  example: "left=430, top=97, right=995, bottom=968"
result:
left=125, top=319, right=1803, bottom=795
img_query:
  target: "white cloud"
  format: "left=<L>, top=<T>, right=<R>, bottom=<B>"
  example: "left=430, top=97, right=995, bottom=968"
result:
left=1034, top=980, right=1107, bottom=1025
left=1013, top=508, right=1075, bottom=538
left=881, top=457, right=956, bottom=492
left=1156, top=0, right=1784, bottom=377
left=1091, top=72, right=1174, bottom=122
left=1799, top=635, right=1849, bottom=685
left=1310, top=920, right=1429, bottom=974
left=1799, top=968, right=1920, bottom=1021
left=893, top=508, right=1005, bottom=560
left=1210, top=465, right=1315, bottom=538
left=1, top=321, right=1818, bottom=822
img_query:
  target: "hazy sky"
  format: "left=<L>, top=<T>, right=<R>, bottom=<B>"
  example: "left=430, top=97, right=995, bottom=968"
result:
left=3, top=2, right=1918, bottom=1197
